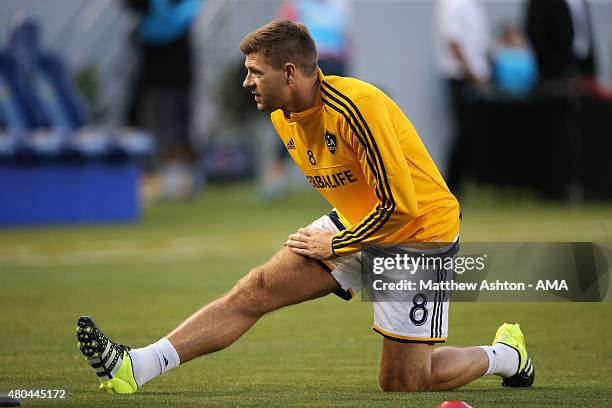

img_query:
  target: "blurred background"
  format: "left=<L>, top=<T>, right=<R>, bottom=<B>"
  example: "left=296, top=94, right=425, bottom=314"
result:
left=0, top=0, right=611, bottom=225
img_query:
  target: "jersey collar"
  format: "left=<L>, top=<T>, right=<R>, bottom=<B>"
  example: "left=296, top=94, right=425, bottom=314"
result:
left=286, top=68, right=325, bottom=123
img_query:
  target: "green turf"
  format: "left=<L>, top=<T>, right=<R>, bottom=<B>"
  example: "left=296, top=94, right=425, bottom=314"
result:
left=0, top=184, right=610, bottom=407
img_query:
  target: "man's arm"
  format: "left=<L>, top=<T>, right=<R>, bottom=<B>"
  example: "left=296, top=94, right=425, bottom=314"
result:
left=448, top=41, right=486, bottom=84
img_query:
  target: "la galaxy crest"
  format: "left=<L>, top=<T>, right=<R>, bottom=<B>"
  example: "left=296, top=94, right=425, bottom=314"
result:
left=324, top=131, right=338, bottom=154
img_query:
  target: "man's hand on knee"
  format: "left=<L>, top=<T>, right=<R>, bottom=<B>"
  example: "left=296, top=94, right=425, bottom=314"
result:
left=285, top=228, right=335, bottom=260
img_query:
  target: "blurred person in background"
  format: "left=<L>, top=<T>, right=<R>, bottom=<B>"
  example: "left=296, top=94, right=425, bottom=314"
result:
left=436, top=0, right=492, bottom=196
left=277, top=0, right=352, bottom=76
left=124, top=0, right=202, bottom=201
left=526, top=0, right=602, bottom=202
left=526, top=0, right=597, bottom=87
left=491, top=25, right=538, bottom=97
left=260, top=0, right=353, bottom=201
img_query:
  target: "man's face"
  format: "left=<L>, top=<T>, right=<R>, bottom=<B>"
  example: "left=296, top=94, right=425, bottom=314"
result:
left=243, top=53, right=289, bottom=112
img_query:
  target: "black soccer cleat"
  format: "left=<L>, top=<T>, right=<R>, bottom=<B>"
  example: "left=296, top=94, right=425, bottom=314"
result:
left=493, top=323, right=535, bottom=388
left=76, top=316, right=138, bottom=394
left=502, top=354, right=535, bottom=387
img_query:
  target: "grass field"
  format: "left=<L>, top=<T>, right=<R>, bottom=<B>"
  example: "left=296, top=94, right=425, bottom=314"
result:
left=1, top=184, right=611, bottom=407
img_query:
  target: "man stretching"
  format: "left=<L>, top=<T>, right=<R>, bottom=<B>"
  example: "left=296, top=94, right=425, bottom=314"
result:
left=76, top=20, right=534, bottom=394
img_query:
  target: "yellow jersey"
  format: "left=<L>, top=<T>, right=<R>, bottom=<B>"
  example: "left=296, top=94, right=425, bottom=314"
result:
left=270, top=70, right=460, bottom=257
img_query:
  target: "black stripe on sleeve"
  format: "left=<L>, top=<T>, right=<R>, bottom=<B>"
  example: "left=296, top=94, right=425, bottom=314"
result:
left=320, top=87, right=394, bottom=247
left=322, top=100, right=392, bottom=249
left=320, top=90, right=382, bottom=200
left=321, top=94, right=392, bottom=247
left=321, top=82, right=397, bottom=250
left=322, top=81, right=395, bottom=209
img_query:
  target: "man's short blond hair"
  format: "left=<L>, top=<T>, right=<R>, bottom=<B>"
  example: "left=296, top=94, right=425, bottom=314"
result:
left=240, top=19, right=318, bottom=75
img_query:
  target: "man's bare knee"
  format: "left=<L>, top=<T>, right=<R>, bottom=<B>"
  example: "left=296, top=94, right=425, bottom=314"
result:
left=227, top=266, right=274, bottom=317
left=379, top=373, right=431, bottom=392
left=379, top=340, right=434, bottom=392
left=225, top=247, right=337, bottom=320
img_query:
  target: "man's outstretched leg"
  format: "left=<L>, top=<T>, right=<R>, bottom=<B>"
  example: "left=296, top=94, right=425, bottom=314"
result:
left=77, top=247, right=340, bottom=393
left=378, top=323, right=535, bottom=392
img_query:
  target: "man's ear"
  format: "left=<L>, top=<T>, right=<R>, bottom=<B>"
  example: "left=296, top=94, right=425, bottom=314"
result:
left=284, top=63, right=297, bottom=84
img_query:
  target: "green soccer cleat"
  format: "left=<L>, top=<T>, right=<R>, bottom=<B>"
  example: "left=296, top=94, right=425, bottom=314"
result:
left=493, top=323, right=535, bottom=387
left=76, top=316, right=138, bottom=394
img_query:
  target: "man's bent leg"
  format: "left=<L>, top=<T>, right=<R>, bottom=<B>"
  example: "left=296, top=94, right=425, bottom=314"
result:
left=378, top=339, right=488, bottom=392
left=167, top=246, right=340, bottom=362
left=430, top=346, right=489, bottom=390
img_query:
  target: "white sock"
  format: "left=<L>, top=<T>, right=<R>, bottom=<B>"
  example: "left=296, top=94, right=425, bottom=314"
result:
left=129, top=338, right=181, bottom=387
left=479, top=343, right=519, bottom=377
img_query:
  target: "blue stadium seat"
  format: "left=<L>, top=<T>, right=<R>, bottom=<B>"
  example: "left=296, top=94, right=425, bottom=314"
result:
left=6, top=15, right=70, bottom=156
left=5, top=15, right=153, bottom=158
left=0, top=14, right=148, bottom=225
left=0, top=52, right=29, bottom=156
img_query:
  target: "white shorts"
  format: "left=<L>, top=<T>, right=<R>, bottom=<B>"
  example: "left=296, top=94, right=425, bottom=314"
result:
left=309, top=211, right=455, bottom=343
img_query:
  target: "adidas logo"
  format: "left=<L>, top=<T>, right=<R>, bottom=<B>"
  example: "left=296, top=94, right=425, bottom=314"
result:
left=286, top=138, right=296, bottom=150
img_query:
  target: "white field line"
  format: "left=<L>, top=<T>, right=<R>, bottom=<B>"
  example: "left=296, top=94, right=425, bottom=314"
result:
left=0, top=237, right=236, bottom=268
